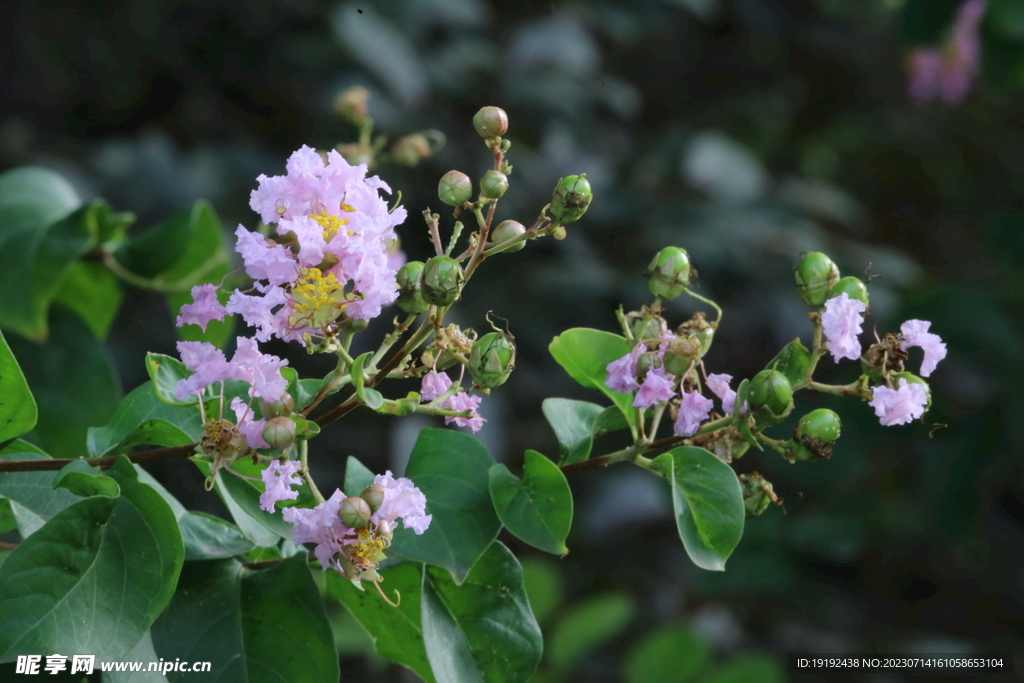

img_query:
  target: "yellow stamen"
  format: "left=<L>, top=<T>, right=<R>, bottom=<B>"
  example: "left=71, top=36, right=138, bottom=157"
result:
left=309, top=211, right=349, bottom=241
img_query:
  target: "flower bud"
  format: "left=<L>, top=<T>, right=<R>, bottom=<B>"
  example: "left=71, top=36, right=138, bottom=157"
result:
left=392, top=134, right=431, bottom=167
left=473, top=106, right=509, bottom=138
left=662, top=336, right=703, bottom=375
left=393, top=396, right=419, bottom=416
left=549, top=174, right=592, bottom=224
left=469, top=331, right=516, bottom=390
left=262, top=416, right=297, bottom=451
left=550, top=225, right=567, bottom=240
left=360, top=483, right=386, bottom=514
left=646, top=247, right=691, bottom=300
left=439, top=171, right=473, bottom=206
left=340, top=317, right=369, bottom=333
left=748, top=369, right=794, bottom=423
left=340, top=496, right=372, bottom=528
left=333, top=86, right=370, bottom=123
left=829, top=276, right=869, bottom=307
left=480, top=170, right=509, bottom=199
left=259, top=394, right=294, bottom=419
left=794, top=252, right=839, bottom=307
left=396, top=261, right=430, bottom=314
left=421, top=255, right=464, bottom=306
left=790, top=408, right=842, bottom=461
left=492, top=220, right=526, bottom=252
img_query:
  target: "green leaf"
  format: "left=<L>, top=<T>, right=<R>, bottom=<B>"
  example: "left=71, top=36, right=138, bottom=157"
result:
left=0, top=498, right=16, bottom=535
left=134, top=466, right=255, bottom=561
left=0, top=456, right=183, bottom=661
left=87, top=382, right=203, bottom=457
left=344, top=455, right=376, bottom=497
left=0, top=448, right=82, bottom=538
left=151, top=553, right=339, bottom=683
left=623, top=625, right=712, bottom=683
left=424, top=542, right=543, bottom=683
left=145, top=353, right=196, bottom=406
left=101, top=630, right=168, bottom=683
left=327, top=563, right=436, bottom=683
left=390, top=429, right=500, bottom=584
left=548, top=592, right=637, bottom=670
left=194, top=457, right=292, bottom=547
left=158, top=202, right=235, bottom=349
left=0, top=328, right=37, bottom=443
left=52, top=461, right=120, bottom=499
left=6, top=307, right=121, bottom=458
left=350, top=351, right=384, bottom=408
left=52, top=261, right=124, bottom=340
left=548, top=329, right=636, bottom=429
left=652, top=447, right=745, bottom=571
left=488, top=450, right=572, bottom=555
left=540, top=398, right=626, bottom=465
left=732, top=379, right=761, bottom=450
left=0, top=167, right=84, bottom=341
left=114, top=206, right=198, bottom=279
left=765, top=338, right=810, bottom=387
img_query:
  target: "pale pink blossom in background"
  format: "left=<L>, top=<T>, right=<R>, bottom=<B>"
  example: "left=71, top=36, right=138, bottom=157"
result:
left=907, top=0, right=987, bottom=104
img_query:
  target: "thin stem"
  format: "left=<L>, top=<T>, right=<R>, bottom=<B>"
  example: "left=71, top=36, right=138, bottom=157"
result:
left=425, top=210, right=444, bottom=256
left=683, top=287, right=723, bottom=324
left=647, top=403, right=667, bottom=443
left=299, top=441, right=325, bottom=504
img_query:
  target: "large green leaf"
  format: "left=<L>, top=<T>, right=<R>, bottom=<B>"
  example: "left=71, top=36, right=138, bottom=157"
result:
left=489, top=450, right=572, bottom=555
left=332, top=542, right=542, bottom=683
left=134, top=467, right=254, bottom=561
left=87, top=382, right=204, bottom=457
left=0, top=328, right=37, bottom=443
left=6, top=307, right=121, bottom=458
left=390, top=428, right=500, bottom=584
left=540, top=398, right=628, bottom=465
left=193, top=458, right=292, bottom=548
left=101, top=630, right=168, bottom=683
left=424, top=542, right=543, bottom=683
left=0, top=167, right=82, bottom=340
left=327, top=563, right=436, bottom=683
left=53, top=260, right=124, bottom=340
left=0, top=456, right=183, bottom=661
left=343, top=455, right=376, bottom=496
left=548, top=329, right=636, bottom=429
left=652, top=447, right=745, bottom=571
left=151, top=553, right=339, bottom=683
left=548, top=592, right=637, bottom=670
left=157, top=201, right=235, bottom=349
left=0, top=445, right=82, bottom=538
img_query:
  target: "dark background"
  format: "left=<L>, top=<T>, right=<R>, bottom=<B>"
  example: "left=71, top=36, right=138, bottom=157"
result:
left=1, top=0, right=1022, bottom=681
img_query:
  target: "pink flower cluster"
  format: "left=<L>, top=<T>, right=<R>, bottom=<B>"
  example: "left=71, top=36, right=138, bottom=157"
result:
left=907, top=0, right=987, bottom=105
left=263, top=470, right=431, bottom=572
left=604, top=336, right=737, bottom=438
left=869, top=378, right=929, bottom=426
left=175, top=145, right=407, bottom=346
left=420, top=370, right=485, bottom=432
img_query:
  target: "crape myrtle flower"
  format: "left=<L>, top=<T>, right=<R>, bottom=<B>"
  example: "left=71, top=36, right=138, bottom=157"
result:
left=223, top=145, right=408, bottom=347
left=173, top=337, right=288, bottom=403
left=821, top=293, right=866, bottom=363
left=419, top=370, right=485, bottom=433
left=868, top=378, right=929, bottom=426
left=706, top=373, right=737, bottom=415
left=674, top=390, right=714, bottom=437
left=259, top=459, right=303, bottom=512
left=907, top=0, right=987, bottom=104
left=633, top=369, right=675, bottom=409
left=900, top=319, right=947, bottom=377
left=176, top=284, right=228, bottom=332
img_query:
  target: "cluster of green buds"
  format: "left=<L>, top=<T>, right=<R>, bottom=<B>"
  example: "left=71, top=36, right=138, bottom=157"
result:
left=337, top=484, right=393, bottom=581
left=260, top=393, right=320, bottom=451
left=794, top=251, right=869, bottom=309
left=747, top=368, right=794, bottom=426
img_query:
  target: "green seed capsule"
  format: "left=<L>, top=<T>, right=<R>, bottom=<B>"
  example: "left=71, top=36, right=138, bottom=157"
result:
left=438, top=170, right=472, bottom=206
left=748, top=369, right=794, bottom=423
left=396, top=261, right=429, bottom=314
left=473, top=106, right=509, bottom=138
left=829, top=276, right=869, bottom=307
left=339, top=496, right=372, bottom=528
left=262, top=416, right=297, bottom=451
left=795, top=408, right=842, bottom=445
left=740, top=473, right=774, bottom=518
left=480, top=170, right=509, bottom=199
left=492, top=220, right=526, bottom=252
left=259, top=394, right=294, bottom=419
left=662, top=336, right=703, bottom=375
left=421, top=255, right=464, bottom=306
left=646, top=246, right=691, bottom=300
left=468, top=331, right=516, bottom=390
left=794, top=252, right=840, bottom=307
left=550, top=174, right=592, bottom=224
left=360, top=484, right=386, bottom=514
